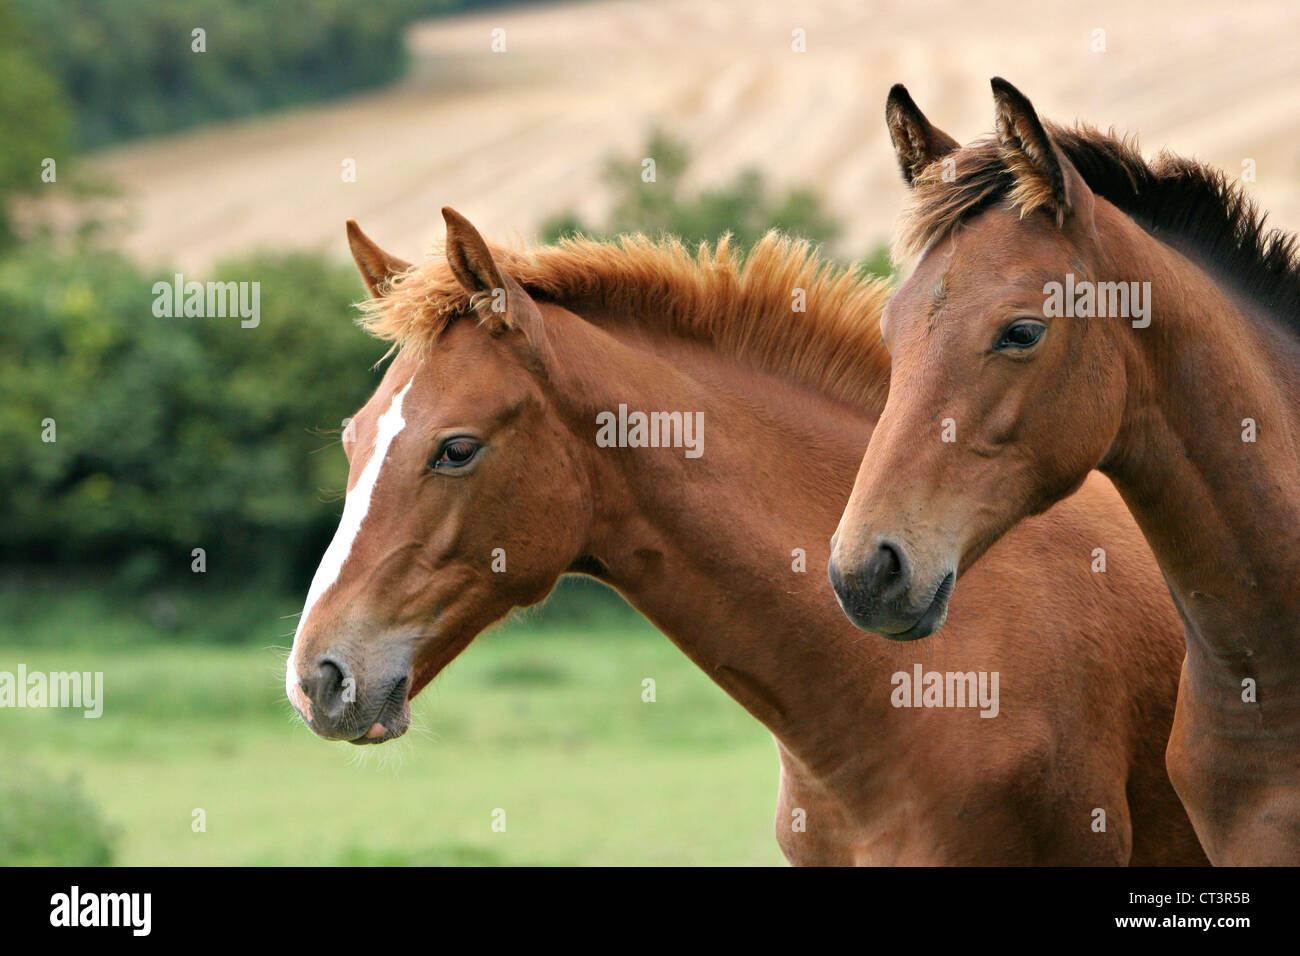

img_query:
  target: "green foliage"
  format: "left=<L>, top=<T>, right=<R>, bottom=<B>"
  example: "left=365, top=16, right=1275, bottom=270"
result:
left=541, top=129, right=892, bottom=277
left=0, top=763, right=117, bottom=865
left=0, top=0, right=71, bottom=245
left=0, top=570, right=299, bottom=654
left=17, top=0, right=455, bottom=149
left=542, top=128, right=842, bottom=253
left=856, top=242, right=894, bottom=281
left=0, top=239, right=386, bottom=591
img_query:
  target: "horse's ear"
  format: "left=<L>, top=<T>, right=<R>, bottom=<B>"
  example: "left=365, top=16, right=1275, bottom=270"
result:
left=346, top=220, right=411, bottom=298
left=990, top=77, right=1091, bottom=227
left=442, top=206, right=505, bottom=300
left=885, top=84, right=959, bottom=186
left=441, top=206, right=551, bottom=363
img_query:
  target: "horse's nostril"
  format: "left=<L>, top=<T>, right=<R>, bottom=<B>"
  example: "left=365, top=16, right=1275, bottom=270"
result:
left=869, top=541, right=901, bottom=579
left=304, top=657, right=352, bottom=720
left=865, top=539, right=910, bottom=601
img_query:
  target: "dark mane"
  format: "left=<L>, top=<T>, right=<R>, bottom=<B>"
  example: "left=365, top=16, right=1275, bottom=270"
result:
left=898, top=123, right=1300, bottom=334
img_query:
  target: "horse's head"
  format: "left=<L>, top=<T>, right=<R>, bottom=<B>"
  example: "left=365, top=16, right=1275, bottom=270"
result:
left=286, top=208, right=589, bottom=743
left=830, top=80, right=1127, bottom=640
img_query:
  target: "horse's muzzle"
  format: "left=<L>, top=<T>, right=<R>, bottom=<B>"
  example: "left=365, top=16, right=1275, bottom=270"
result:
left=828, top=539, right=955, bottom=641
left=289, top=654, right=411, bottom=743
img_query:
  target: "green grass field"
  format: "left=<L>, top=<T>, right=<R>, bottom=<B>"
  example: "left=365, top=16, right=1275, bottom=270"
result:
left=0, top=590, right=785, bottom=866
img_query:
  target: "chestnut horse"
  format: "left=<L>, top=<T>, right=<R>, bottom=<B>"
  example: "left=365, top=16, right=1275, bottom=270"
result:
left=286, top=207, right=1205, bottom=865
left=830, top=79, right=1300, bottom=865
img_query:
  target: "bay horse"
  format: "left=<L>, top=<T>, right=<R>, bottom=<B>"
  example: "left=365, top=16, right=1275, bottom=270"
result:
left=286, top=206, right=1206, bottom=864
left=829, top=79, right=1300, bottom=865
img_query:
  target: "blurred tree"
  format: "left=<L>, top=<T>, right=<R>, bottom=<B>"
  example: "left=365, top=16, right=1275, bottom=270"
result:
left=856, top=242, right=893, bottom=282
left=18, top=0, right=456, bottom=148
left=542, top=129, right=843, bottom=254
left=0, top=0, right=71, bottom=246
left=541, top=129, right=895, bottom=279
left=0, top=764, right=116, bottom=864
left=0, top=239, right=387, bottom=590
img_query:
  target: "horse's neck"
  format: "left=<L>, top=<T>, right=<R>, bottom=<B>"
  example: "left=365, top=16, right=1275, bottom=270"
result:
left=548, top=310, right=891, bottom=775
left=1103, top=223, right=1300, bottom=676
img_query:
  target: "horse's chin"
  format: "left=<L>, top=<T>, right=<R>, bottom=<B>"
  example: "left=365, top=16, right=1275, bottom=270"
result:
left=407, top=667, right=437, bottom=701
left=347, top=691, right=411, bottom=745
left=406, top=630, right=479, bottom=702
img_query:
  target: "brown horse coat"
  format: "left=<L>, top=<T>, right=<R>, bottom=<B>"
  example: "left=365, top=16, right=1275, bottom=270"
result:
left=833, top=79, right=1300, bottom=864
left=286, top=212, right=1206, bottom=864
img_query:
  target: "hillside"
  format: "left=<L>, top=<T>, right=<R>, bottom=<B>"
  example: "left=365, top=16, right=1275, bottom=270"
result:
left=68, top=0, right=1300, bottom=271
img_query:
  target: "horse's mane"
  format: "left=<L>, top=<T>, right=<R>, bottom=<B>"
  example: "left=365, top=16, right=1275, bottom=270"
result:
left=359, top=231, right=894, bottom=410
left=897, top=123, right=1300, bottom=335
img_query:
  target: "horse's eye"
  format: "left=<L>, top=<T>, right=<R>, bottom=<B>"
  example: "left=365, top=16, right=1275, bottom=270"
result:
left=995, top=320, right=1046, bottom=351
left=432, top=438, right=480, bottom=470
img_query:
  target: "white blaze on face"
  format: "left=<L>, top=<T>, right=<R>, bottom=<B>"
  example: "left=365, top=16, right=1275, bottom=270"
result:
left=286, top=378, right=414, bottom=702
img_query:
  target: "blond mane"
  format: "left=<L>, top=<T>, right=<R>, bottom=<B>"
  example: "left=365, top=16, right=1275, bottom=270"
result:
left=358, top=231, right=894, bottom=410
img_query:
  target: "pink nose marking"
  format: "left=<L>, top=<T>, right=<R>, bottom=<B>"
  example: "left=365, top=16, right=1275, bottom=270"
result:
left=289, top=681, right=313, bottom=721
left=366, top=722, right=387, bottom=739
